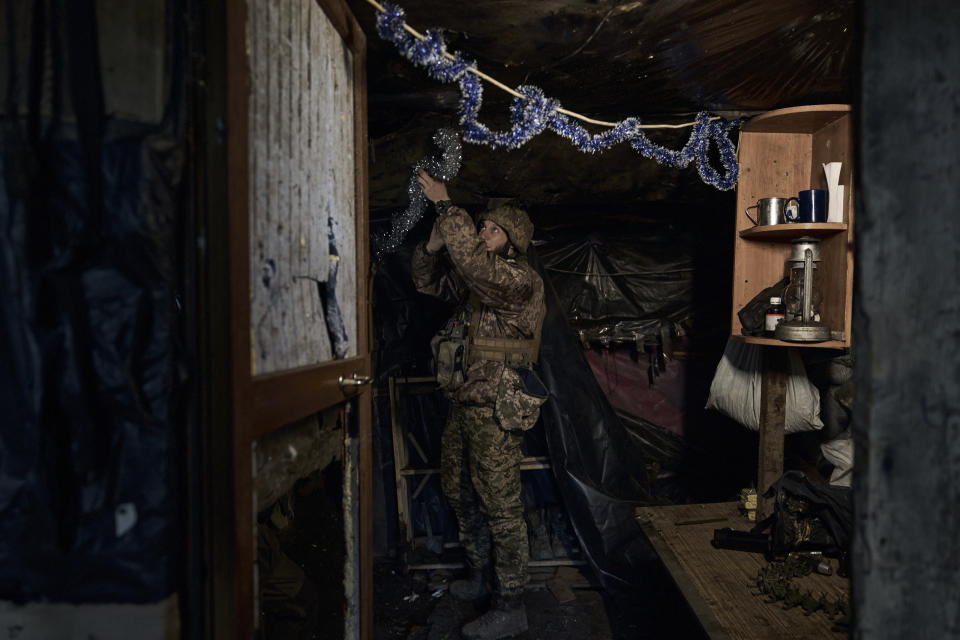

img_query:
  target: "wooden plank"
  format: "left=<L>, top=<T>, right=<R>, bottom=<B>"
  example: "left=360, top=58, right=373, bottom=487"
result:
left=308, top=0, right=325, bottom=285
left=731, top=335, right=847, bottom=350
left=281, top=0, right=294, bottom=369
left=743, top=105, right=850, bottom=134
left=351, top=11, right=369, bottom=365
left=637, top=502, right=850, bottom=640
left=317, top=6, right=336, bottom=360
left=388, top=377, right=413, bottom=543
left=356, top=387, right=374, bottom=640
left=294, top=0, right=318, bottom=368
left=249, top=0, right=267, bottom=377
left=327, top=6, right=358, bottom=359
left=248, top=354, right=370, bottom=439
left=304, top=0, right=322, bottom=364
left=226, top=0, right=254, bottom=634
left=275, top=0, right=290, bottom=372
left=287, top=0, right=306, bottom=368
left=315, top=0, right=358, bottom=44
left=637, top=513, right=732, bottom=640
left=255, top=0, right=278, bottom=374
left=758, top=346, right=789, bottom=519
left=739, top=223, right=847, bottom=240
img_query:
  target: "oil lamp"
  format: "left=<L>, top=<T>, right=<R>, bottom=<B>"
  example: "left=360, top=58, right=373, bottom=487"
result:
left=775, top=237, right=831, bottom=342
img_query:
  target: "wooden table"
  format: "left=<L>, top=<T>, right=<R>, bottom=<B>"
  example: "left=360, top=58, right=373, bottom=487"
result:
left=636, top=501, right=849, bottom=640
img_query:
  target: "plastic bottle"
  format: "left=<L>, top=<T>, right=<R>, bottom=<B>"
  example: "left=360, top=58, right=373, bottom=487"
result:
left=765, top=296, right=785, bottom=337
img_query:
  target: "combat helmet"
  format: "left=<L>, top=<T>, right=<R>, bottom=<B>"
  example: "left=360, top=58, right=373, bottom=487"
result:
left=481, top=205, right=534, bottom=254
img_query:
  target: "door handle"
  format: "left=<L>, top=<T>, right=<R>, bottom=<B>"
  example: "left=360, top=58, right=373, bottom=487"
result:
left=338, top=373, right=372, bottom=388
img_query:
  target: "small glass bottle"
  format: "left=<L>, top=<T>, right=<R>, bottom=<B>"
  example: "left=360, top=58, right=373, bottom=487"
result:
left=764, top=296, right=785, bottom=337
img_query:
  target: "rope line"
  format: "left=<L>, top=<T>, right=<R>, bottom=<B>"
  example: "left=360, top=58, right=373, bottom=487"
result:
left=362, top=0, right=714, bottom=130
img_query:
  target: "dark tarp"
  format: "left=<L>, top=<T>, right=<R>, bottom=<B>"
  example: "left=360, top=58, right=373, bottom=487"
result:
left=531, top=247, right=671, bottom=587
left=536, top=226, right=697, bottom=345
left=0, top=1, right=186, bottom=602
left=533, top=210, right=734, bottom=348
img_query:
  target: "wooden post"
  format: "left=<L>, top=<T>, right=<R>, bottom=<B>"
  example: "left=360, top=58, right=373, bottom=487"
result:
left=388, top=377, right=412, bottom=543
left=757, top=346, right=789, bottom=519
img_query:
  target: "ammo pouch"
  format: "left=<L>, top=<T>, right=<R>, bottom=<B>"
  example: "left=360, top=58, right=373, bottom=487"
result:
left=469, top=303, right=548, bottom=430
left=432, top=298, right=549, bottom=427
left=430, top=310, right=471, bottom=390
left=494, top=366, right=549, bottom=431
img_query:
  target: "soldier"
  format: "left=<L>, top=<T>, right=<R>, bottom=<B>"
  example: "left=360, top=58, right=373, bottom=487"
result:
left=412, top=169, right=547, bottom=640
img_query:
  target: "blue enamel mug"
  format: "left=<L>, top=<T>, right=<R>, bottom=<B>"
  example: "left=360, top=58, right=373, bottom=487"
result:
left=787, top=189, right=828, bottom=223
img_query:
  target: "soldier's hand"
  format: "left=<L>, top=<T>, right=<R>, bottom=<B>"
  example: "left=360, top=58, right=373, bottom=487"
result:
left=426, top=219, right=445, bottom=253
left=417, top=169, right=450, bottom=203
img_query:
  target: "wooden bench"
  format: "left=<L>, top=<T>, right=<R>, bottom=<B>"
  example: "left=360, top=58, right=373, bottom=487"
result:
left=636, top=501, right=849, bottom=640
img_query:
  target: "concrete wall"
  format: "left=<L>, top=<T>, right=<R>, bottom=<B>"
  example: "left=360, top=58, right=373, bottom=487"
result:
left=855, top=1, right=960, bottom=637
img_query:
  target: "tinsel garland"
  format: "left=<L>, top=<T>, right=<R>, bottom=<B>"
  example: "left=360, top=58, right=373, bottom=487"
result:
left=375, top=2, right=743, bottom=190
left=373, top=128, right=463, bottom=259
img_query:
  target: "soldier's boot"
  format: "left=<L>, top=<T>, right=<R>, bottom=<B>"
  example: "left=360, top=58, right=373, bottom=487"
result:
left=448, top=567, right=489, bottom=602
left=461, top=594, right=528, bottom=640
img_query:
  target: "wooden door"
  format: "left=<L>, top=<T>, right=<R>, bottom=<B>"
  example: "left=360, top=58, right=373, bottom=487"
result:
left=225, top=0, right=370, bottom=638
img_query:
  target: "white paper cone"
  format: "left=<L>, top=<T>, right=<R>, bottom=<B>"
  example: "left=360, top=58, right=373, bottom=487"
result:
left=822, top=162, right=843, bottom=223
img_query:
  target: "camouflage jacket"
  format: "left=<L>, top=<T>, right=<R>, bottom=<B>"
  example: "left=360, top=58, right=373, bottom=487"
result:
left=412, top=205, right=546, bottom=406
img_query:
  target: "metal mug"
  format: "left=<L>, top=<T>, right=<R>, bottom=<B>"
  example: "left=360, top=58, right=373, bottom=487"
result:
left=745, top=197, right=799, bottom=226
left=790, top=189, right=828, bottom=223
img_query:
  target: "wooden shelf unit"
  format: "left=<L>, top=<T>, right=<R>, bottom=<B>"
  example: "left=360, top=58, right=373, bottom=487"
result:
left=732, top=104, right=855, bottom=348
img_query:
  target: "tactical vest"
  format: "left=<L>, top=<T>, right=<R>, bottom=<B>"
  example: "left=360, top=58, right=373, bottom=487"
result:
left=467, top=305, right=541, bottom=369
left=430, top=295, right=542, bottom=390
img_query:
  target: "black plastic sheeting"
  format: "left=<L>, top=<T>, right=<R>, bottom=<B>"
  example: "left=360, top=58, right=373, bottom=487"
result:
left=531, top=247, right=678, bottom=587
left=0, top=3, right=186, bottom=602
left=535, top=216, right=731, bottom=347
left=537, top=233, right=693, bottom=345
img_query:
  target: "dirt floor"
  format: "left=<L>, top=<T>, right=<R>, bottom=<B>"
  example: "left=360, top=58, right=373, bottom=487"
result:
left=269, top=466, right=710, bottom=639
left=372, top=558, right=708, bottom=640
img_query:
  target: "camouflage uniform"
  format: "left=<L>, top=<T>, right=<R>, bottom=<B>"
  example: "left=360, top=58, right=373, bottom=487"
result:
left=412, top=204, right=545, bottom=595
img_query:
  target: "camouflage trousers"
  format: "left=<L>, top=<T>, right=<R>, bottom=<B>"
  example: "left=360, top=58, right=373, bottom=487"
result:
left=441, top=404, right=528, bottom=595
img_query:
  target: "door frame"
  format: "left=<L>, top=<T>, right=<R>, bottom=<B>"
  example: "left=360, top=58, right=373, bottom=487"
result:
left=223, top=0, right=371, bottom=637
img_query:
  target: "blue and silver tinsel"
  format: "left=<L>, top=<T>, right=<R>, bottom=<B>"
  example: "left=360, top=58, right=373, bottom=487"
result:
left=373, top=127, right=463, bottom=259
left=375, top=2, right=743, bottom=191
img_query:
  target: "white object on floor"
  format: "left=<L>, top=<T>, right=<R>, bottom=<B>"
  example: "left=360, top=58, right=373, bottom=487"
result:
left=821, top=429, right=853, bottom=487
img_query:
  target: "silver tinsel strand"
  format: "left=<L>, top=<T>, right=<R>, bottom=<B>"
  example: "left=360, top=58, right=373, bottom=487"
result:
left=374, top=128, right=463, bottom=260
